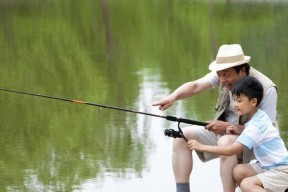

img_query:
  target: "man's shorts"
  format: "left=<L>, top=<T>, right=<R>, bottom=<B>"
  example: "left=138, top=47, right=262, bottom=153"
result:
left=184, top=125, right=254, bottom=163
left=183, top=125, right=218, bottom=162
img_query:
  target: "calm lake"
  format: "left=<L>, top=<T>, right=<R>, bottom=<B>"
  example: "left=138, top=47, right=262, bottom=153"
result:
left=1, top=1, right=288, bottom=192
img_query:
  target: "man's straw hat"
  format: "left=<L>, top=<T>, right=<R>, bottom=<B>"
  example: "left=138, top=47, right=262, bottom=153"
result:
left=209, top=44, right=251, bottom=71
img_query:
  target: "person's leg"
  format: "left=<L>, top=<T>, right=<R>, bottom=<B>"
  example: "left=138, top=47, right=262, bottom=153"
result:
left=173, top=137, right=193, bottom=183
left=233, top=163, right=258, bottom=185
left=217, top=135, right=239, bottom=192
left=240, top=176, right=265, bottom=192
left=235, top=163, right=288, bottom=192
left=172, top=126, right=218, bottom=192
left=256, top=166, right=288, bottom=192
left=173, top=137, right=192, bottom=192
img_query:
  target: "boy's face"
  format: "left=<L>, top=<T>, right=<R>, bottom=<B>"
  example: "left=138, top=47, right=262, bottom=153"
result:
left=233, top=94, right=257, bottom=117
left=217, top=68, right=246, bottom=91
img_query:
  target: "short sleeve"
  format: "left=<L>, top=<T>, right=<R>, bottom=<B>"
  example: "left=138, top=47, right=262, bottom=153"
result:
left=203, top=71, right=219, bottom=88
left=258, top=87, right=277, bottom=121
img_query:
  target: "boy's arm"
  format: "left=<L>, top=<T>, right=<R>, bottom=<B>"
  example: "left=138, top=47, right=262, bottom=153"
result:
left=187, top=140, right=244, bottom=156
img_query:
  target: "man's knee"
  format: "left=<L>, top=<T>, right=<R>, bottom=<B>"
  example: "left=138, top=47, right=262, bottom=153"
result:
left=217, top=135, right=238, bottom=146
left=181, top=126, right=199, bottom=140
left=172, top=127, right=199, bottom=156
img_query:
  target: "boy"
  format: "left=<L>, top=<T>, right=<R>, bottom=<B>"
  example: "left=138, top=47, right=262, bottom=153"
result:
left=187, top=76, right=288, bottom=192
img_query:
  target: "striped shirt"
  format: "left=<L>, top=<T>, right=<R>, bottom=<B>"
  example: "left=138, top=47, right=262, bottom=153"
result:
left=237, top=109, right=288, bottom=169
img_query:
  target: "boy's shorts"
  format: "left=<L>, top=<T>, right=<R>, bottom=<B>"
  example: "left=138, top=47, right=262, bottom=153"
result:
left=250, top=162, right=288, bottom=192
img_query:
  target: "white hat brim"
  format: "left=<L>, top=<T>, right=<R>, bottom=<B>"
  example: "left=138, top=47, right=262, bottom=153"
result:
left=209, top=56, right=251, bottom=71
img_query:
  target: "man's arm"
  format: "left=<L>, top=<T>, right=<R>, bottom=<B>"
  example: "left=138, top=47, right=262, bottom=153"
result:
left=187, top=140, right=244, bottom=156
left=153, top=76, right=212, bottom=111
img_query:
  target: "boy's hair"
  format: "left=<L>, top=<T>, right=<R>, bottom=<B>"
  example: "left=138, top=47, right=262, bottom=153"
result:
left=232, top=76, right=263, bottom=106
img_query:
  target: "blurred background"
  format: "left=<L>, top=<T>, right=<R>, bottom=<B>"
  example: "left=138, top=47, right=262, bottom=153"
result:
left=0, top=0, right=287, bottom=191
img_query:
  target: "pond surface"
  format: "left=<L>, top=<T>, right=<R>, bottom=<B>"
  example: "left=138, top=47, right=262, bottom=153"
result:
left=1, top=1, right=288, bottom=192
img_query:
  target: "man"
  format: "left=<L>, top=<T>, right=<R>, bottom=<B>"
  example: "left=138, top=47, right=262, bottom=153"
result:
left=153, top=44, right=278, bottom=192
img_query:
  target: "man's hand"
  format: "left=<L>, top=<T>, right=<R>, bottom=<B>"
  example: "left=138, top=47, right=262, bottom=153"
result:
left=187, top=140, right=204, bottom=152
left=205, top=120, right=230, bottom=134
left=152, top=96, right=175, bottom=111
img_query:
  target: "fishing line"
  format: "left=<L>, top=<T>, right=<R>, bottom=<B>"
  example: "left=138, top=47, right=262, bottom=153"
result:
left=0, top=87, right=208, bottom=140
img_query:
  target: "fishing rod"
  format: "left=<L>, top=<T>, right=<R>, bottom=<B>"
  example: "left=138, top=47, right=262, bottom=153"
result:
left=0, top=87, right=208, bottom=140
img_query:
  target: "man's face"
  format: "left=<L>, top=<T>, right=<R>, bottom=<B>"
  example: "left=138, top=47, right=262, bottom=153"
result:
left=216, top=68, right=246, bottom=91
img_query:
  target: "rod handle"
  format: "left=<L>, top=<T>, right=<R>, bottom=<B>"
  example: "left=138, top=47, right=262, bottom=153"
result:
left=166, top=116, right=208, bottom=126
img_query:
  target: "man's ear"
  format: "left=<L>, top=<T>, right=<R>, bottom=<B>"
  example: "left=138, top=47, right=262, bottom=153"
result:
left=240, top=67, right=247, bottom=76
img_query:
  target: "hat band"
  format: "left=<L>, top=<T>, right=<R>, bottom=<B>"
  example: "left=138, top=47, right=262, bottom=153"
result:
left=216, top=55, right=245, bottom=64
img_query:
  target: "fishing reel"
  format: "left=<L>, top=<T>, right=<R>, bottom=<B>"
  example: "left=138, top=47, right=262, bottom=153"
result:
left=164, top=122, right=188, bottom=142
left=164, top=129, right=183, bottom=138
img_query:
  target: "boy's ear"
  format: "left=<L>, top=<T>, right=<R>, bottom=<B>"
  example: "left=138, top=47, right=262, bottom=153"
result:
left=251, top=98, right=258, bottom=106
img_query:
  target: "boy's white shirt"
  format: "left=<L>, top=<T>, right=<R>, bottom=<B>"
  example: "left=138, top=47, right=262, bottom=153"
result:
left=237, top=109, right=288, bottom=169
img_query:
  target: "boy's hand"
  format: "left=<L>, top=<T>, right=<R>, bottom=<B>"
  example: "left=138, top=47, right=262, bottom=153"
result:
left=187, top=140, right=204, bottom=152
left=226, top=124, right=243, bottom=135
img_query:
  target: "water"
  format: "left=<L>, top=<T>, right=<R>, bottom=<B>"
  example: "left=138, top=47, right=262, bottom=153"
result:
left=1, top=1, right=288, bottom=192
